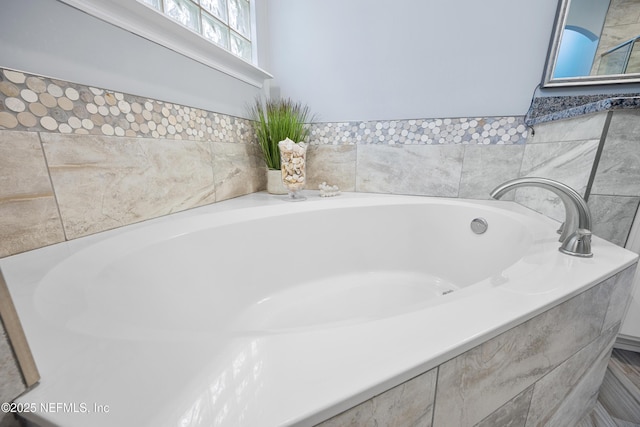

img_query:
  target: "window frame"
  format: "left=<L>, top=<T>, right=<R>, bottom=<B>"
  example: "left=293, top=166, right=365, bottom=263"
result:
left=58, top=0, right=272, bottom=88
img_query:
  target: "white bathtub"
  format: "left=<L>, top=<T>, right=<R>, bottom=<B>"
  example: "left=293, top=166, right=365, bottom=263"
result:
left=2, top=192, right=637, bottom=427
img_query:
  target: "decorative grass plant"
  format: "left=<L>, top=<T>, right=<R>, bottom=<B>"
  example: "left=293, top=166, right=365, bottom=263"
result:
left=249, top=97, right=313, bottom=170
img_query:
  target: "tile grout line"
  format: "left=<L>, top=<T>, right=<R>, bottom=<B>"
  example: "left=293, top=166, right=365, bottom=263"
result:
left=37, top=132, right=68, bottom=242
left=584, top=111, right=613, bottom=202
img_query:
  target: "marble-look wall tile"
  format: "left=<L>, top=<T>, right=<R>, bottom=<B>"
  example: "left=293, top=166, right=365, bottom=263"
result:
left=0, top=322, right=25, bottom=409
left=0, top=413, right=20, bottom=427
left=591, top=110, right=640, bottom=196
left=212, top=142, right=265, bottom=202
left=307, top=145, right=356, bottom=191
left=576, top=401, right=619, bottom=427
left=475, top=386, right=534, bottom=427
left=537, top=334, right=614, bottom=427
left=315, top=368, right=437, bottom=427
left=0, top=130, right=65, bottom=257
left=529, top=113, right=608, bottom=144
left=525, top=326, right=617, bottom=427
left=356, top=144, right=464, bottom=197
left=588, top=195, right=640, bottom=246
left=432, top=282, right=610, bottom=427
left=41, top=133, right=216, bottom=239
left=515, top=140, right=599, bottom=221
left=603, top=264, right=638, bottom=331
left=459, top=145, right=525, bottom=200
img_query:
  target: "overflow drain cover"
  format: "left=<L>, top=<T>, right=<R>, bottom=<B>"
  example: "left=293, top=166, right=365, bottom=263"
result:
left=470, top=217, right=488, bottom=234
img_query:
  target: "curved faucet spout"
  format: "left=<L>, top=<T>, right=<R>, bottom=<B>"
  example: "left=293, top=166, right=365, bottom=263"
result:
left=490, top=177, right=593, bottom=257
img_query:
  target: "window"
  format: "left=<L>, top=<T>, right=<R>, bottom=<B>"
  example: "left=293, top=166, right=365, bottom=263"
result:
left=140, top=0, right=253, bottom=62
left=57, top=0, right=271, bottom=87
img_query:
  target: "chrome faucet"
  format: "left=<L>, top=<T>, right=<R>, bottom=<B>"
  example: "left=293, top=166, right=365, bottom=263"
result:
left=490, top=177, right=593, bottom=257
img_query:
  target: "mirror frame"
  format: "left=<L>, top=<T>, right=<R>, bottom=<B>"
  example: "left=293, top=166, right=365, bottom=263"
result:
left=543, top=0, right=640, bottom=87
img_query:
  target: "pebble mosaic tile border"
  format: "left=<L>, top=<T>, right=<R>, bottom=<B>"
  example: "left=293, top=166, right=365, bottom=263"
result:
left=0, top=67, right=527, bottom=145
left=0, top=68, right=256, bottom=144
left=309, top=116, right=528, bottom=145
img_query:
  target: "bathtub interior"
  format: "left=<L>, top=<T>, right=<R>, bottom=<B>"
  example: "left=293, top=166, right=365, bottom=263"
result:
left=33, top=200, right=538, bottom=339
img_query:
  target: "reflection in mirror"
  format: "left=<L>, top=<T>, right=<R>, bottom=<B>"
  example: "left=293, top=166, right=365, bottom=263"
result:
left=544, top=0, right=640, bottom=87
left=597, top=36, right=640, bottom=74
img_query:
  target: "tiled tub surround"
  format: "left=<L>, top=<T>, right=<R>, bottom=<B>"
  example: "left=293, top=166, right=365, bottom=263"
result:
left=527, top=110, right=640, bottom=247
left=306, top=110, right=640, bottom=248
left=0, top=67, right=265, bottom=257
left=0, top=66, right=531, bottom=258
left=2, top=65, right=640, bottom=426
left=318, top=265, right=636, bottom=427
left=523, top=93, right=640, bottom=245
left=0, top=193, right=637, bottom=427
left=3, top=67, right=640, bottom=256
left=305, top=118, right=529, bottom=201
left=0, top=129, right=265, bottom=255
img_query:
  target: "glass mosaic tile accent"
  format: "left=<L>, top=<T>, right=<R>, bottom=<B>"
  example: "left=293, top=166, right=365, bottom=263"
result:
left=309, top=117, right=528, bottom=145
left=0, top=68, right=256, bottom=144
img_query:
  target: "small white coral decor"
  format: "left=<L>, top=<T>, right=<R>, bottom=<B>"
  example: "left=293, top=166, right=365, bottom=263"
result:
left=319, top=182, right=341, bottom=197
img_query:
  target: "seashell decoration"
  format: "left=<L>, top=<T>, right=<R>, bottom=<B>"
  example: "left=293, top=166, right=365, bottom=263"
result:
left=278, top=138, right=307, bottom=198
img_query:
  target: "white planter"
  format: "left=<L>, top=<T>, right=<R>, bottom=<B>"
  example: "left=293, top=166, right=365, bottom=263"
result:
left=266, top=169, right=288, bottom=195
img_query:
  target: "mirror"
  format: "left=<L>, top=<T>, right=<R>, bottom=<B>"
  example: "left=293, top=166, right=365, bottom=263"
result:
left=543, top=0, right=640, bottom=87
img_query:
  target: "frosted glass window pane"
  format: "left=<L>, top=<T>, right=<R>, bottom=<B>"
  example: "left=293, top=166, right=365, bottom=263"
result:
left=230, top=32, right=251, bottom=61
left=141, top=0, right=162, bottom=11
left=228, top=0, right=251, bottom=39
left=200, top=0, right=227, bottom=23
left=163, top=0, right=200, bottom=32
left=202, top=12, right=230, bottom=49
left=137, top=0, right=255, bottom=64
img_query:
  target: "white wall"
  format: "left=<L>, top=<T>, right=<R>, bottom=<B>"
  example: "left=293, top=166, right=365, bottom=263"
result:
left=0, top=0, right=266, bottom=118
left=265, top=0, right=560, bottom=122
left=2, top=0, right=605, bottom=122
